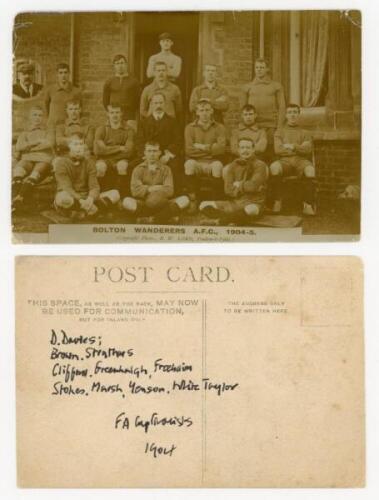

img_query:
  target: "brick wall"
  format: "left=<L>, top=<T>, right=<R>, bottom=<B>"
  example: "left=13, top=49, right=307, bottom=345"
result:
left=75, top=12, right=131, bottom=125
left=199, top=12, right=254, bottom=131
left=12, top=12, right=131, bottom=132
left=14, top=12, right=71, bottom=86
left=13, top=13, right=71, bottom=133
left=314, top=140, right=361, bottom=199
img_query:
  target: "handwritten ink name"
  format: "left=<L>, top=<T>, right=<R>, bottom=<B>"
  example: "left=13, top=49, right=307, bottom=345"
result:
left=94, top=361, right=147, bottom=378
left=154, top=358, right=193, bottom=373
left=114, top=412, right=193, bottom=433
left=172, top=378, right=239, bottom=396
left=50, top=329, right=98, bottom=346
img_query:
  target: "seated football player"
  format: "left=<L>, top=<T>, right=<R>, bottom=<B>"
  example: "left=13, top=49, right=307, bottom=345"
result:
left=199, top=137, right=268, bottom=224
left=230, top=104, right=267, bottom=158
left=54, top=134, right=120, bottom=220
left=241, top=57, right=286, bottom=160
left=122, top=141, right=189, bottom=224
left=94, top=103, right=136, bottom=199
left=269, top=103, right=316, bottom=216
left=12, top=106, right=54, bottom=213
left=55, top=99, right=94, bottom=156
left=184, top=99, right=226, bottom=201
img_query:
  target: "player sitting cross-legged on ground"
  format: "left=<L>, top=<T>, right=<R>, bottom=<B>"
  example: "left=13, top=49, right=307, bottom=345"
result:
left=122, top=141, right=190, bottom=224
left=199, top=137, right=268, bottom=225
left=269, top=103, right=316, bottom=216
left=12, top=105, right=55, bottom=214
left=54, top=133, right=120, bottom=221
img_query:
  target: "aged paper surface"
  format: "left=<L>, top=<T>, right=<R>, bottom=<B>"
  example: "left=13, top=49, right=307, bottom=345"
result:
left=12, top=11, right=361, bottom=243
left=16, top=256, right=364, bottom=488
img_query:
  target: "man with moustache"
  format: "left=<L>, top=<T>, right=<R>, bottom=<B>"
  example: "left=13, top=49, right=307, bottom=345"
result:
left=136, top=92, right=182, bottom=188
left=140, top=61, right=182, bottom=121
left=199, top=137, right=267, bottom=224
left=13, top=62, right=43, bottom=100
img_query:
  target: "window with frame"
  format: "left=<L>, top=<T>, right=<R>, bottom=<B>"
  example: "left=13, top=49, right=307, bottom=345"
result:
left=254, top=11, right=329, bottom=109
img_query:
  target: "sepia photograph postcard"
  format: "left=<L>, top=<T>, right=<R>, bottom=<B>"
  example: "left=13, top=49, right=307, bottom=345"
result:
left=16, top=255, right=365, bottom=487
left=11, top=10, right=361, bottom=243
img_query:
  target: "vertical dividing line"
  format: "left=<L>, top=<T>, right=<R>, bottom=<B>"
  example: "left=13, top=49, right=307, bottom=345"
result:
left=289, top=11, right=301, bottom=104
left=201, top=299, right=207, bottom=484
left=69, top=13, right=75, bottom=83
left=259, top=11, right=265, bottom=58
left=128, top=13, right=136, bottom=76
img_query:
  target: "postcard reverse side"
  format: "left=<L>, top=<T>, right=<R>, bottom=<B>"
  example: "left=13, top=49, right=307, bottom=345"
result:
left=16, top=256, right=364, bottom=487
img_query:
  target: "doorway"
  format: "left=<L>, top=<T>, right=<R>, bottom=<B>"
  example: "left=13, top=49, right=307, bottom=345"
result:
left=134, top=12, right=199, bottom=120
